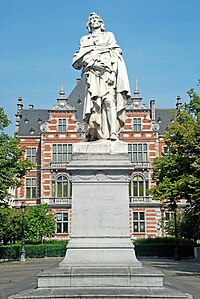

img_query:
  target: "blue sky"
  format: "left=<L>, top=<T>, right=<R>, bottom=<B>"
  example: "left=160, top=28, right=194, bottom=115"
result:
left=0, top=0, right=199, bottom=134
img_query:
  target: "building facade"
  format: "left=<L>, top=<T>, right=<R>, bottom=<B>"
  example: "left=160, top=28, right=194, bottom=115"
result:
left=14, top=79, right=176, bottom=240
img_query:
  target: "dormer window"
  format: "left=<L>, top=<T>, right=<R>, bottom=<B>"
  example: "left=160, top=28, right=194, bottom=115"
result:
left=133, top=118, right=142, bottom=131
left=77, top=98, right=82, bottom=105
left=58, top=119, right=67, bottom=131
left=29, top=127, right=35, bottom=134
left=24, top=117, right=29, bottom=123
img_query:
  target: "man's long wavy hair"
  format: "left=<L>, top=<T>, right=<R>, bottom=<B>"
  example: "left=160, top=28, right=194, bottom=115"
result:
left=86, top=12, right=105, bottom=33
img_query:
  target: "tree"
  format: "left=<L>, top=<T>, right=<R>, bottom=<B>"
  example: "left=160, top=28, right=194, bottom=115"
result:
left=151, top=82, right=200, bottom=241
left=164, top=209, right=200, bottom=242
left=24, top=204, right=56, bottom=243
left=164, top=210, right=183, bottom=237
left=0, top=205, right=56, bottom=245
left=0, top=207, right=21, bottom=245
left=0, top=107, right=33, bottom=206
left=180, top=208, right=200, bottom=242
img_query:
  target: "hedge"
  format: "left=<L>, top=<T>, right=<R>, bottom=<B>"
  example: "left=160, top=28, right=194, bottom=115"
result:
left=134, top=243, right=194, bottom=258
left=0, top=245, right=20, bottom=260
left=0, top=243, right=67, bottom=260
left=134, top=237, right=194, bottom=244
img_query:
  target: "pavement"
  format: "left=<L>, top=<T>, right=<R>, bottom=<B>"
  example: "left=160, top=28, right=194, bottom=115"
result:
left=0, top=257, right=199, bottom=299
left=142, top=257, right=200, bottom=299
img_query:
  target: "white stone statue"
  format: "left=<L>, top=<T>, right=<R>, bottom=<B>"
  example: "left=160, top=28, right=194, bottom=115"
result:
left=72, top=12, right=130, bottom=141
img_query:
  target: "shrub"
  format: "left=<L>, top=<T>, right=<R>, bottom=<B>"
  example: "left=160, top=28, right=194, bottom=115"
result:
left=0, top=242, right=67, bottom=260
left=134, top=237, right=194, bottom=245
left=134, top=237, right=194, bottom=258
left=44, top=244, right=66, bottom=257
left=0, top=244, right=20, bottom=260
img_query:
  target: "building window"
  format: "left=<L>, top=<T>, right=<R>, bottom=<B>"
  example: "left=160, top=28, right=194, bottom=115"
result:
left=56, top=212, right=69, bottom=234
left=164, top=211, right=173, bottom=221
left=128, top=143, right=148, bottom=163
left=52, top=144, right=72, bottom=163
left=26, top=178, right=37, bottom=199
left=133, top=211, right=145, bottom=233
left=58, top=119, right=67, bottom=131
left=26, top=147, right=37, bottom=163
left=162, top=146, right=169, bottom=155
left=52, top=175, right=72, bottom=198
left=133, top=118, right=142, bottom=131
left=129, top=175, right=149, bottom=197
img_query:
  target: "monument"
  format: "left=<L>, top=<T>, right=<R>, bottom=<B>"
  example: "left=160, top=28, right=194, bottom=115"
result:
left=10, top=13, right=192, bottom=299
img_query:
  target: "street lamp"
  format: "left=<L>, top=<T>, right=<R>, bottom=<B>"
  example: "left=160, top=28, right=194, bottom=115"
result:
left=174, top=207, right=180, bottom=261
left=20, top=202, right=26, bottom=262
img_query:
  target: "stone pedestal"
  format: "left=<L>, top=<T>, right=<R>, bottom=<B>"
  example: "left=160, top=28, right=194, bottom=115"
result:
left=60, top=140, right=141, bottom=269
left=9, top=140, right=192, bottom=299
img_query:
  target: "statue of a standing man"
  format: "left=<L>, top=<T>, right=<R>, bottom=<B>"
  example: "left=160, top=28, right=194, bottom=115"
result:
left=72, top=12, right=130, bottom=141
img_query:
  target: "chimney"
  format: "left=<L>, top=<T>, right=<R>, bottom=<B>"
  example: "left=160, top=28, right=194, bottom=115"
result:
left=17, top=97, right=23, bottom=113
left=150, top=99, right=155, bottom=121
left=15, top=97, right=23, bottom=136
left=76, top=78, right=81, bottom=84
left=176, top=96, right=182, bottom=111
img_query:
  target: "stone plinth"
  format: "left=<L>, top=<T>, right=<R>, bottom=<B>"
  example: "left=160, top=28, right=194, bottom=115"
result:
left=60, top=140, right=141, bottom=269
left=9, top=140, right=192, bottom=299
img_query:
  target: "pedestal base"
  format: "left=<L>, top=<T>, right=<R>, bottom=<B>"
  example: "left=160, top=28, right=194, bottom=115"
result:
left=9, top=288, right=192, bottom=299
left=60, top=237, right=141, bottom=268
left=37, top=266, right=164, bottom=288
left=9, top=266, right=192, bottom=299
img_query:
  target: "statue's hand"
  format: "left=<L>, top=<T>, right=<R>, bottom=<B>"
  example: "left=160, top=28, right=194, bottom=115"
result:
left=107, top=72, right=116, bottom=86
left=93, top=60, right=107, bottom=72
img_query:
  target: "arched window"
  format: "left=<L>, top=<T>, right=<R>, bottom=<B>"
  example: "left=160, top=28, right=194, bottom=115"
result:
left=129, top=175, right=149, bottom=197
left=51, top=175, right=72, bottom=198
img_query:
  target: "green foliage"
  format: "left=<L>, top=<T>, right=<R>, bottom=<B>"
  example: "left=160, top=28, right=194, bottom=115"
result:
left=135, top=243, right=194, bottom=258
left=179, top=209, right=200, bottom=242
left=0, top=107, right=34, bottom=206
left=0, top=204, right=57, bottom=245
left=0, top=244, right=20, bottom=260
left=24, top=204, right=56, bottom=244
left=0, top=207, right=22, bottom=245
left=134, top=236, right=194, bottom=245
left=164, top=210, right=183, bottom=237
left=0, top=243, right=67, bottom=260
left=151, top=83, right=200, bottom=237
left=134, top=237, right=194, bottom=257
left=44, top=239, right=68, bottom=245
left=163, top=209, right=200, bottom=242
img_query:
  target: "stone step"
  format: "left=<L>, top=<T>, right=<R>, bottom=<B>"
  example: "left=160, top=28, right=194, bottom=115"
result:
left=9, top=286, right=192, bottom=299
left=37, top=266, right=164, bottom=288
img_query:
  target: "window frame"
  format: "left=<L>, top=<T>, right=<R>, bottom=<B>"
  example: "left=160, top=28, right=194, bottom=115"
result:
left=52, top=144, right=72, bottom=163
left=129, top=174, right=149, bottom=197
left=26, top=147, right=37, bottom=163
left=128, top=143, right=148, bottom=163
left=56, top=212, right=69, bottom=234
left=133, top=211, right=146, bottom=233
left=25, top=177, right=37, bottom=199
left=58, top=119, right=67, bottom=132
left=133, top=118, right=142, bottom=131
left=51, top=174, right=72, bottom=199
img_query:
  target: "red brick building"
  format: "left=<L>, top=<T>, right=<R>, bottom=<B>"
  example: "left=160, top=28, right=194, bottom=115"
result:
left=14, top=79, right=176, bottom=240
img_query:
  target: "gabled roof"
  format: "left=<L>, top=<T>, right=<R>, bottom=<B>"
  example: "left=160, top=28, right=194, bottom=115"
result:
left=18, top=109, right=49, bottom=137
